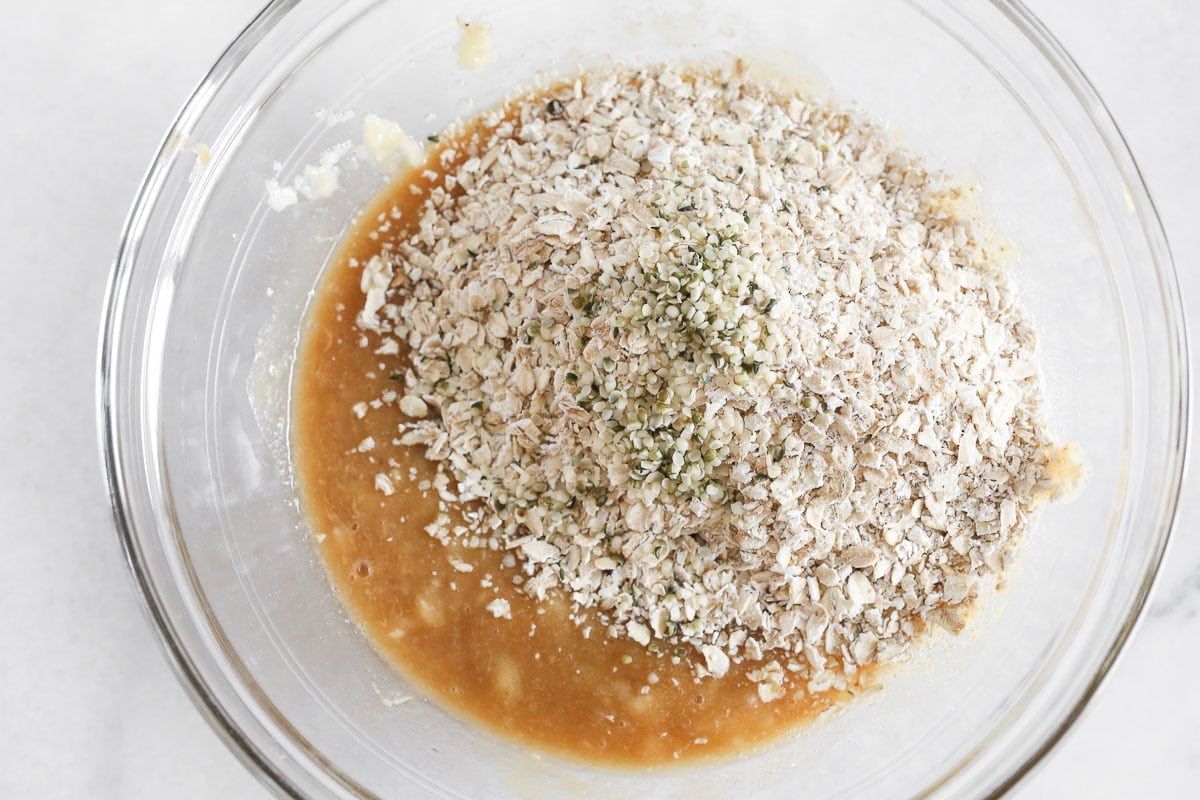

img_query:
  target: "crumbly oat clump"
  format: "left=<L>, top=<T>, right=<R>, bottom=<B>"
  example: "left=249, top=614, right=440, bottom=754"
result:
left=358, top=63, right=1057, bottom=698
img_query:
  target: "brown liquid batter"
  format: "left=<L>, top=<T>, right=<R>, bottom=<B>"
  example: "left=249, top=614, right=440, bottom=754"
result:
left=292, top=122, right=853, bottom=767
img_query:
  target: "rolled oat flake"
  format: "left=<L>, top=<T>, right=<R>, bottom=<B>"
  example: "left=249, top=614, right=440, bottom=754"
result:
left=359, top=62, right=1076, bottom=699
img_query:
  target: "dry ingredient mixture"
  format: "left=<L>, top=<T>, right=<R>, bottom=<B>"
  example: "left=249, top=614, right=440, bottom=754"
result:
left=298, top=60, right=1074, bottom=755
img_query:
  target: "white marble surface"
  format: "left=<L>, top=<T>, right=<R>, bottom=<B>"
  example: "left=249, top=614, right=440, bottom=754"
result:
left=0, top=1, right=1195, bottom=797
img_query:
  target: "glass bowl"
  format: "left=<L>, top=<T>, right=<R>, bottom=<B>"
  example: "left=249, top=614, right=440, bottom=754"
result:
left=98, top=0, right=1188, bottom=797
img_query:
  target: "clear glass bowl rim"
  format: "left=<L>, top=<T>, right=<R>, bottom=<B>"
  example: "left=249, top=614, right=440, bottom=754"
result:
left=97, top=1, right=1191, bottom=797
